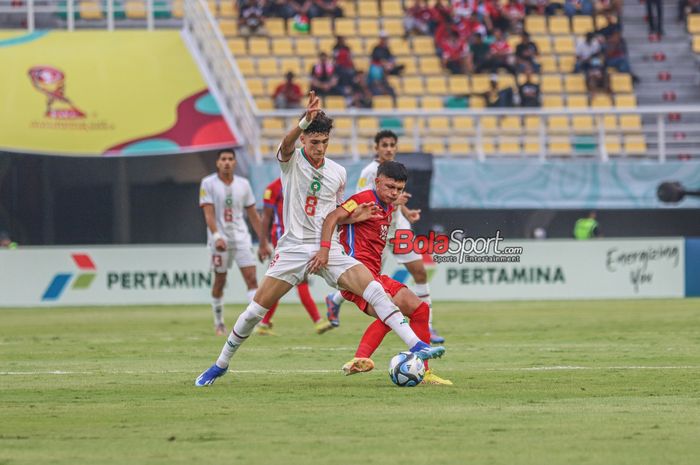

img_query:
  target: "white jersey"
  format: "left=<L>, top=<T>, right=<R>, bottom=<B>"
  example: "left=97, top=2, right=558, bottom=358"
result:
left=278, top=147, right=346, bottom=247
left=199, top=173, right=256, bottom=243
left=356, top=159, right=380, bottom=193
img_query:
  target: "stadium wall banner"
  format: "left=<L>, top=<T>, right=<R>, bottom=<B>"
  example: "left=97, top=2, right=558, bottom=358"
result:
left=0, top=30, right=236, bottom=156
left=430, top=160, right=700, bottom=209
left=0, top=239, right=688, bottom=307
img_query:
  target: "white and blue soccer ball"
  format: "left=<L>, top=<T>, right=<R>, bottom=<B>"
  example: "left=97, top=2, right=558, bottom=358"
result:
left=388, top=351, right=425, bottom=387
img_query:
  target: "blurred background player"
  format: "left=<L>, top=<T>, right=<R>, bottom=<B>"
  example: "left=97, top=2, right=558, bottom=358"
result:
left=573, top=211, right=602, bottom=240
left=0, top=230, right=18, bottom=249
left=320, top=161, right=452, bottom=385
left=325, top=130, right=445, bottom=343
left=199, top=149, right=271, bottom=336
left=255, top=177, right=334, bottom=335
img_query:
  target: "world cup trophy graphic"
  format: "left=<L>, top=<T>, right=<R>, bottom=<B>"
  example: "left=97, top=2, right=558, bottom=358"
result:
left=28, top=66, right=86, bottom=119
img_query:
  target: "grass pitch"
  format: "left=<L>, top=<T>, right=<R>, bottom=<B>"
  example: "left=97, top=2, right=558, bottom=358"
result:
left=1, top=299, right=699, bottom=465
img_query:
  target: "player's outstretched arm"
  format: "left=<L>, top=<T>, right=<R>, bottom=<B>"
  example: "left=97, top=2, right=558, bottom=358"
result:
left=278, top=91, right=321, bottom=162
left=257, top=206, right=274, bottom=262
left=307, top=206, right=349, bottom=275
left=339, top=202, right=382, bottom=225
left=202, top=204, right=226, bottom=252
left=246, top=204, right=271, bottom=261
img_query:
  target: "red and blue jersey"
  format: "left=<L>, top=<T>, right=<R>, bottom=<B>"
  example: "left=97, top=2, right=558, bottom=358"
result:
left=338, top=189, right=393, bottom=278
left=263, top=178, right=285, bottom=248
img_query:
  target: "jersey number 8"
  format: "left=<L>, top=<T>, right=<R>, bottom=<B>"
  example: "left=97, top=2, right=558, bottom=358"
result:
left=304, top=195, right=318, bottom=216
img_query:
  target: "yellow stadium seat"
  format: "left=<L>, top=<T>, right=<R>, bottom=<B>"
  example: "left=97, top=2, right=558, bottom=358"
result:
left=259, top=142, right=273, bottom=158
left=567, top=95, right=589, bottom=108
left=172, top=0, right=184, bottom=18
left=264, top=19, right=284, bottom=37
left=603, top=136, right=621, bottom=155
left=402, top=57, right=418, bottom=74
left=412, top=37, right=435, bottom=55
left=419, top=56, right=442, bottom=75
left=471, top=74, right=490, bottom=93
left=262, top=118, right=285, bottom=136
left=693, top=36, right=700, bottom=53
left=595, top=14, right=608, bottom=29
left=549, top=16, right=570, bottom=35
left=272, top=38, right=294, bottom=56
left=426, top=76, right=447, bottom=94
left=358, top=117, right=379, bottom=136
left=300, top=57, right=316, bottom=74
left=295, top=38, right=317, bottom=56
left=688, top=14, right=700, bottom=33
left=358, top=0, right=380, bottom=17
left=423, top=139, right=446, bottom=155
left=428, top=117, right=451, bottom=135
left=448, top=139, right=472, bottom=156
left=333, top=117, right=352, bottom=136
left=125, top=1, right=146, bottom=18
left=480, top=116, right=498, bottom=133
left=540, top=55, right=558, bottom=73
left=326, top=141, right=346, bottom=157
left=359, top=19, right=381, bottom=38
left=500, top=116, right=522, bottom=133
left=558, top=55, right=575, bottom=73
left=524, top=115, right=542, bottom=133
left=397, top=96, right=418, bottom=110
left=237, top=58, right=255, bottom=75
left=615, top=94, right=637, bottom=108
left=448, top=75, right=470, bottom=94
left=573, top=16, right=594, bottom=34
left=541, top=75, right=563, bottom=93
left=280, top=57, right=302, bottom=75
left=499, top=139, right=521, bottom=155
left=206, top=0, right=217, bottom=15
left=452, top=116, right=475, bottom=134
left=619, top=114, right=642, bottom=132
left=611, top=74, right=633, bottom=93
left=264, top=80, right=279, bottom=96
left=532, top=35, right=552, bottom=54
left=547, top=116, right=569, bottom=133
left=564, top=74, right=586, bottom=93
left=469, top=95, right=486, bottom=108
left=497, top=74, right=516, bottom=90
left=220, top=1, right=236, bottom=17
left=481, top=140, right=496, bottom=155
left=325, top=96, right=346, bottom=110
left=549, top=139, right=572, bottom=155
left=624, top=136, right=647, bottom=155
left=318, top=37, right=335, bottom=52
left=382, top=0, right=403, bottom=17
left=335, top=18, right=356, bottom=36
left=402, top=77, right=424, bottom=95
left=391, top=39, right=411, bottom=56
left=219, top=19, right=238, bottom=36
left=603, top=115, right=617, bottom=131
left=421, top=96, right=443, bottom=109
left=80, top=1, right=102, bottom=19
left=553, top=36, right=575, bottom=55
left=228, top=38, right=247, bottom=56
left=313, top=18, right=333, bottom=36
left=523, top=139, right=541, bottom=155
left=249, top=37, right=270, bottom=55
left=346, top=37, right=363, bottom=54
left=572, top=115, right=594, bottom=134
left=403, top=117, right=423, bottom=133
left=383, top=18, right=404, bottom=37
left=400, top=139, right=418, bottom=152
left=543, top=95, right=564, bottom=108
left=525, top=16, right=547, bottom=34
left=373, top=95, right=394, bottom=109
left=248, top=80, right=265, bottom=97
left=591, top=94, right=612, bottom=108
left=257, top=58, right=279, bottom=76
left=255, top=98, right=273, bottom=110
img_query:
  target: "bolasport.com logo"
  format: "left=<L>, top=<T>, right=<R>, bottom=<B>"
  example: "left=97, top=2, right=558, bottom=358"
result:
left=42, top=253, right=97, bottom=301
left=389, top=229, right=523, bottom=264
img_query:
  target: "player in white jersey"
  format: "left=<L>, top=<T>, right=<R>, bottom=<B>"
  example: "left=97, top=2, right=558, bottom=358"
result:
left=324, top=130, right=445, bottom=343
left=195, top=92, right=445, bottom=386
left=199, top=149, right=271, bottom=336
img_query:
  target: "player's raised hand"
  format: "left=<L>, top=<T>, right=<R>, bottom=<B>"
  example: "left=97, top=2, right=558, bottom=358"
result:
left=307, top=247, right=329, bottom=275
left=304, top=91, right=321, bottom=123
left=405, top=208, right=421, bottom=223
left=351, top=202, right=383, bottom=223
left=395, top=192, right=411, bottom=206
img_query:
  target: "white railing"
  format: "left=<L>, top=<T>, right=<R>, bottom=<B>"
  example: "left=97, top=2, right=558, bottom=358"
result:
left=254, top=105, right=700, bottom=163
left=182, top=0, right=260, bottom=163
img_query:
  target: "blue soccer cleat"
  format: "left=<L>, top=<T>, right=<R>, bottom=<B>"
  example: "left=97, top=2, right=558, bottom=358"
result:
left=195, top=364, right=228, bottom=387
left=409, top=341, right=446, bottom=361
left=325, top=293, right=342, bottom=327
left=430, top=327, right=445, bottom=344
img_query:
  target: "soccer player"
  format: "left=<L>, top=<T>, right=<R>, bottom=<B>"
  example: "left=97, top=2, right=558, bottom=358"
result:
left=200, top=149, right=271, bottom=336
left=195, top=92, right=445, bottom=386
left=256, top=177, right=334, bottom=335
left=325, top=130, right=445, bottom=344
left=318, top=160, right=452, bottom=385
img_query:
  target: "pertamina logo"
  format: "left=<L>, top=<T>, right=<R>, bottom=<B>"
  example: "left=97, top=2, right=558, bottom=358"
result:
left=42, top=254, right=97, bottom=301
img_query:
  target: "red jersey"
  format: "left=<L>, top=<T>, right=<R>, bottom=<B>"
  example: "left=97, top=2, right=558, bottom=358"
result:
left=263, top=178, right=284, bottom=247
left=338, top=190, right=394, bottom=278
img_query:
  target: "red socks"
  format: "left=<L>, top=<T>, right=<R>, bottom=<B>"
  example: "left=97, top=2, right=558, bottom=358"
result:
left=355, top=319, right=391, bottom=358
left=408, top=302, right=431, bottom=369
left=261, top=302, right=278, bottom=325
left=297, top=282, right=321, bottom=322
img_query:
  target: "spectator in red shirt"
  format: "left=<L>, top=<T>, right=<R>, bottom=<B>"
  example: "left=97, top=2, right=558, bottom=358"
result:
left=501, top=0, right=525, bottom=32
left=476, top=28, right=517, bottom=76
left=333, top=36, right=356, bottom=89
left=404, top=0, right=433, bottom=36
left=310, top=52, right=341, bottom=96
left=273, top=72, right=304, bottom=109
left=438, top=30, right=471, bottom=74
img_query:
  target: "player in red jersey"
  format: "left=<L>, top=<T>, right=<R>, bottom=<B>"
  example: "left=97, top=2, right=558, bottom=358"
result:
left=309, top=161, right=452, bottom=385
left=256, top=178, right=333, bottom=335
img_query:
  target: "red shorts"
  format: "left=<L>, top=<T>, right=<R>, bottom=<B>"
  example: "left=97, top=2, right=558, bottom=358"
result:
left=341, top=275, right=406, bottom=313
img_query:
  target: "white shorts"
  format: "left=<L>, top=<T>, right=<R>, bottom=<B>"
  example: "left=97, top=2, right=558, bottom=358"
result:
left=387, top=209, right=422, bottom=264
left=265, top=243, right=360, bottom=288
left=210, top=238, right=256, bottom=273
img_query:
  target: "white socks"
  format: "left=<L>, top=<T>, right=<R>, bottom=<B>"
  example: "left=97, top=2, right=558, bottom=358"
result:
left=211, top=297, right=224, bottom=326
left=362, top=281, right=420, bottom=348
left=331, top=291, right=345, bottom=305
left=246, top=288, right=257, bottom=302
left=215, top=301, right=268, bottom=368
left=413, top=282, right=433, bottom=326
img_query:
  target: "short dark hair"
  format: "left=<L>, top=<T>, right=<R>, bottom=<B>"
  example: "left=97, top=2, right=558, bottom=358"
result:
left=374, top=129, right=398, bottom=145
left=377, top=160, right=408, bottom=182
left=217, top=149, right=235, bottom=159
left=303, top=110, right=334, bottom=135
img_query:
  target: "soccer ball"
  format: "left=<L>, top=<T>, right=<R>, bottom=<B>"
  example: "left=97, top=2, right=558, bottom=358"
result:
left=388, top=352, right=425, bottom=387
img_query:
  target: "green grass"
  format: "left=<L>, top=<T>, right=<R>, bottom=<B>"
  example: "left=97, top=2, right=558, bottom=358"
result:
left=1, top=299, right=700, bottom=465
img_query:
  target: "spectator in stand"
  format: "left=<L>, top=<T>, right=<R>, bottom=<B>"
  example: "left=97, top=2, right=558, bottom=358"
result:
left=371, top=32, right=405, bottom=76
left=518, top=68, right=541, bottom=107
left=596, top=0, right=621, bottom=16
left=265, top=0, right=296, bottom=19
left=289, top=0, right=313, bottom=20
left=501, top=0, right=526, bottom=33
left=367, top=60, right=396, bottom=99
left=480, top=0, right=509, bottom=32
left=349, top=70, right=374, bottom=108
left=309, top=0, right=343, bottom=19
left=585, top=53, right=611, bottom=94
left=645, top=0, right=663, bottom=36
left=524, top=0, right=548, bottom=15
left=682, top=0, right=700, bottom=21
left=404, top=0, right=433, bottom=37
left=515, top=31, right=540, bottom=73
left=238, top=0, right=266, bottom=35
left=333, top=36, right=356, bottom=90
left=272, top=71, right=304, bottom=109
left=470, top=32, right=491, bottom=72
left=603, top=30, right=634, bottom=75
left=310, top=52, right=341, bottom=96
left=439, top=29, right=471, bottom=74
left=429, top=0, right=453, bottom=33
left=574, top=32, right=602, bottom=72
left=596, top=12, right=621, bottom=38
left=564, top=0, right=594, bottom=18
left=476, top=28, right=517, bottom=76
left=0, top=230, right=18, bottom=249
left=483, top=75, right=514, bottom=107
